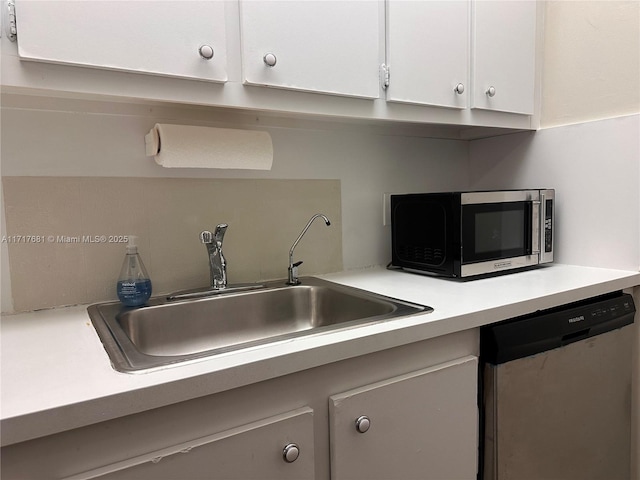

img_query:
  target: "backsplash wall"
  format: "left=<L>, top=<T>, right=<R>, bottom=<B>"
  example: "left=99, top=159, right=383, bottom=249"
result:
left=3, top=177, right=342, bottom=312
left=0, top=95, right=470, bottom=313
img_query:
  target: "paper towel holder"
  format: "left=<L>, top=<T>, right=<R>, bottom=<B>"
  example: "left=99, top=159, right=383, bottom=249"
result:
left=145, top=128, right=161, bottom=156
left=143, top=123, right=273, bottom=170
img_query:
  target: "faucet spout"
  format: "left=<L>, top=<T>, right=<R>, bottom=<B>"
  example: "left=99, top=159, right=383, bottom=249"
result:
left=201, top=223, right=228, bottom=289
left=287, top=214, right=331, bottom=285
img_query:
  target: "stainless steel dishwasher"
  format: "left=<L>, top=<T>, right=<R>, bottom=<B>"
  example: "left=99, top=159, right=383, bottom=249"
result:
left=480, top=292, right=636, bottom=480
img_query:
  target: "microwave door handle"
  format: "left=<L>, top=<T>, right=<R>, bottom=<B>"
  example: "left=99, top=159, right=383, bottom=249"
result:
left=531, top=199, right=541, bottom=255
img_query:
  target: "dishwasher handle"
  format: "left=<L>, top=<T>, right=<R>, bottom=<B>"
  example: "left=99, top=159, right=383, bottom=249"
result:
left=561, top=328, right=590, bottom=345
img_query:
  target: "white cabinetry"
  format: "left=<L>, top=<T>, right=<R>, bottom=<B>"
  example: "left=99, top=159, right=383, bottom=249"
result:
left=73, top=408, right=315, bottom=480
left=13, top=0, right=228, bottom=82
left=385, top=0, right=537, bottom=116
left=385, top=0, right=469, bottom=109
left=4, top=0, right=540, bottom=131
left=329, top=356, right=478, bottom=480
left=239, top=1, right=380, bottom=99
left=471, top=0, right=537, bottom=114
left=1, top=331, right=479, bottom=480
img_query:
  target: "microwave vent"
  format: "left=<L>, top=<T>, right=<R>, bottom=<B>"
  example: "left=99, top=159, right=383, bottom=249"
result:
left=397, top=245, right=444, bottom=266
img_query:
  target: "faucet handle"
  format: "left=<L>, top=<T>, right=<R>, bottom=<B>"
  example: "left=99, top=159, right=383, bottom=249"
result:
left=213, top=224, right=228, bottom=244
left=200, top=230, right=213, bottom=244
left=201, top=224, right=228, bottom=245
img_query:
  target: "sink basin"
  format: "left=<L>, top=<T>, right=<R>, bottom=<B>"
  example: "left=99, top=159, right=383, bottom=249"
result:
left=88, top=277, right=431, bottom=372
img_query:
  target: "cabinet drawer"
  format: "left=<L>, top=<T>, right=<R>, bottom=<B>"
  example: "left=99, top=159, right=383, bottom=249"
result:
left=64, top=407, right=315, bottom=480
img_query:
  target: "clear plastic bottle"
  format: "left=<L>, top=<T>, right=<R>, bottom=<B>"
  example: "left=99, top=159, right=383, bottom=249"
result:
left=116, top=236, right=152, bottom=307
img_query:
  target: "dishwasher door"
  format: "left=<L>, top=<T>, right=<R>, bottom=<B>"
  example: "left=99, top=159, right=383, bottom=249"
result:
left=481, top=292, right=635, bottom=480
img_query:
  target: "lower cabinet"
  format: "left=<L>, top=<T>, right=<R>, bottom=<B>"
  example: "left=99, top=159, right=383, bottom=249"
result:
left=1, top=332, right=479, bottom=480
left=70, top=408, right=315, bottom=480
left=329, top=357, right=478, bottom=480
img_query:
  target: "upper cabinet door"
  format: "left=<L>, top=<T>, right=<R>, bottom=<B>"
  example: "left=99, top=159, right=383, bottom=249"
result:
left=472, top=0, right=537, bottom=114
left=386, top=0, right=469, bottom=109
left=14, top=0, right=228, bottom=82
left=239, top=1, right=381, bottom=99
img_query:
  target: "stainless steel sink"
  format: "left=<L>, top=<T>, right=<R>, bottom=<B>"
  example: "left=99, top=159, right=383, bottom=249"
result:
left=88, top=277, right=431, bottom=372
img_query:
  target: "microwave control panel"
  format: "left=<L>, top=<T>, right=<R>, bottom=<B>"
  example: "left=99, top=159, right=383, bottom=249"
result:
left=544, top=199, right=553, bottom=253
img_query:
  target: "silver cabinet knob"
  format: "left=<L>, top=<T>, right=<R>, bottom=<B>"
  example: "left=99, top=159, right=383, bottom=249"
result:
left=198, top=44, right=214, bottom=60
left=454, top=83, right=465, bottom=95
left=486, top=86, right=496, bottom=97
left=263, top=53, right=277, bottom=67
left=282, top=443, right=300, bottom=463
left=355, top=415, right=371, bottom=433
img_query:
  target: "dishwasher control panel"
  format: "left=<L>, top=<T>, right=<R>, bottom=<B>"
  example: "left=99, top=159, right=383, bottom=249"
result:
left=481, top=292, right=635, bottom=364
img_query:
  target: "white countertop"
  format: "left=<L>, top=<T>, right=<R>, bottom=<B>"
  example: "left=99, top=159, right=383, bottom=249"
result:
left=2, top=264, right=639, bottom=446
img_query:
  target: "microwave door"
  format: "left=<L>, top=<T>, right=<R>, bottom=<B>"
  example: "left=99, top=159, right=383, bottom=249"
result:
left=460, top=197, right=540, bottom=276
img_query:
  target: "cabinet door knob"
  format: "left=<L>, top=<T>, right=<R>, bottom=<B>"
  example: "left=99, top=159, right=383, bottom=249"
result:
left=355, top=415, right=371, bottom=433
left=263, top=53, right=277, bottom=67
left=282, top=443, right=300, bottom=463
left=454, top=83, right=465, bottom=95
left=486, top=86, right=496, bottom=97
left=198, top=45, right=214, bottom=60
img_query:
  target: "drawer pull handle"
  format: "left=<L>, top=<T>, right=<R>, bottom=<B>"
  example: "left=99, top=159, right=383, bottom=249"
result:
left=355, top=415, right=371, bottom=433
left=282, top=443, right=300, bottom=463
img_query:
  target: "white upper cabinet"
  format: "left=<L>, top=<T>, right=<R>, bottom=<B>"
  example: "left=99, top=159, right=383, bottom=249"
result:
left=239, top=0, right=381, bottom=99
left=385, top=0, right=469, bottom=109
left=471, top=0, right=537, bottom=114
left=13, top=0, right=228, bottom=82
left=5, top=0, right=540, bottom=131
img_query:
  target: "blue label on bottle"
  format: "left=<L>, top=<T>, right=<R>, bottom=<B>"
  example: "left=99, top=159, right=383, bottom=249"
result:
left=117, top=279, right=152, bottom=307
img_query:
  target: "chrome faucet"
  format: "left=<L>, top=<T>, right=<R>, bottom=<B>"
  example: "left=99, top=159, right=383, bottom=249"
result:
left=287, top=213, right=331, bottom=285
left=201, top=223, right=228, bottom=290
left=166, top=224, right=267, bottom=301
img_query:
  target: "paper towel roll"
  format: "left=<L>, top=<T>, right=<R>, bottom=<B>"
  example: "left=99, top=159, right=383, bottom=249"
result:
left=144, top=124, right=273, bottom=170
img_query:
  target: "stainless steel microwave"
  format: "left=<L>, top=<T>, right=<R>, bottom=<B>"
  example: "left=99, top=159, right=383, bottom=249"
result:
left=390, top=189, right=554, bottom=278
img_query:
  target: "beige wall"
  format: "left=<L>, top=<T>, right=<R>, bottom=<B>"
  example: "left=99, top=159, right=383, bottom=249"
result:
left=2, top=177, right=342, bottom=312
left=542, top=0, right=640, bottom=128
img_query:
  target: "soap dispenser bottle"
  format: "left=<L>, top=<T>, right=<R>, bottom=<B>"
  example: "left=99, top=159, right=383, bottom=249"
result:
left=117, top=236, right=152, bottom=307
